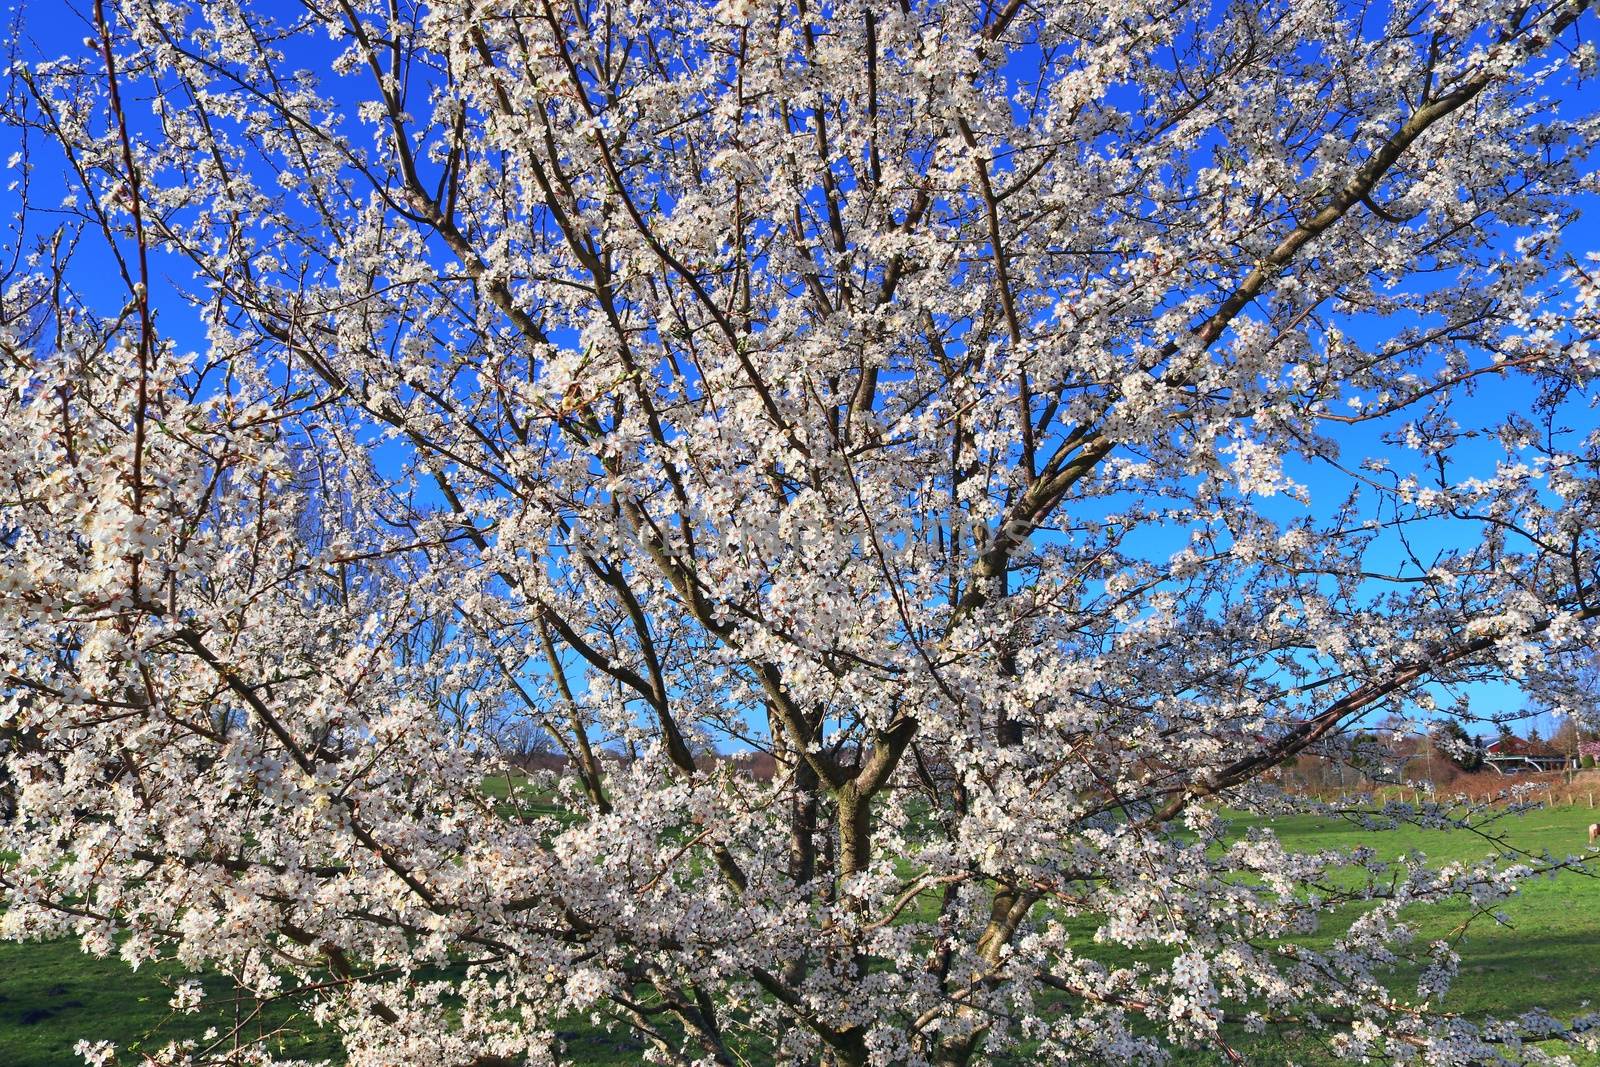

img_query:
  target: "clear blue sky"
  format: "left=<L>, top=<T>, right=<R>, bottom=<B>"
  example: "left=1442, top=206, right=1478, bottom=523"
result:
left=5, top=0, right=1596, bottom=745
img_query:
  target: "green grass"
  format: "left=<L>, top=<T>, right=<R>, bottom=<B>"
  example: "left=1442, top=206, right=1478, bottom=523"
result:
left=479, top=772, right=574, bottom=823
left=5, top=802, right=1599, bottom=1065
left=0, top=937, right=343, bottom=1066
left=1186, top=803, right=1600, bottom=1065
left=1231, top=804, right=1600, bottom=1025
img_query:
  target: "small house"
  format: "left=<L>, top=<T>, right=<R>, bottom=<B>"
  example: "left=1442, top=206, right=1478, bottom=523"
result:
left=1484, top=734, right=1571, bottom=774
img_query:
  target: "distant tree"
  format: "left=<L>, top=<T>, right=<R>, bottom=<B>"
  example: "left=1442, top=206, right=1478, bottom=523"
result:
left=1552, top=716, right=1586, bottom=766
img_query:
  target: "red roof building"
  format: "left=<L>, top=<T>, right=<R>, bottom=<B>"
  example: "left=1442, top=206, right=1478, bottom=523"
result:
left=1485, top=734, right=1571, bottom=773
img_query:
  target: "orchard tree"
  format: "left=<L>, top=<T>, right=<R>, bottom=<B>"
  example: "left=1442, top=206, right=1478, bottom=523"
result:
left=2, top=0, right=1600, bottom=1064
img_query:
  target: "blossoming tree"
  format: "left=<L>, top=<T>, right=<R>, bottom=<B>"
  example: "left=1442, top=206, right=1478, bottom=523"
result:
left=2, top=0, right=1599, bottom=1062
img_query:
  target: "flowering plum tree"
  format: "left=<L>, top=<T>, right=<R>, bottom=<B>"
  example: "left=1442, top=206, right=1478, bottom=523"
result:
left=2, top=0, right=1600, bottom=1063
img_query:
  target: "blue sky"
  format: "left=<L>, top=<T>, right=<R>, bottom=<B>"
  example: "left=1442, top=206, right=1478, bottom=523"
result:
left=5, top=0, right=1597, bottom=744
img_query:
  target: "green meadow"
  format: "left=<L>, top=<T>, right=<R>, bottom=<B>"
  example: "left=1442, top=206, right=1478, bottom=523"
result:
left=4, top=799, right=1598, bottom=1066
left=1172, top=803, right=1600, bottom=1065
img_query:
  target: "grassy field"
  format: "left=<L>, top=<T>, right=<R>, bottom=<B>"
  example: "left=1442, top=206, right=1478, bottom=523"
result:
left=4, top=801, right=1599, bottom=1065
left=0, top=937, right=345, bottom=1066
left=1169, top=803, right=1600, bottom=1065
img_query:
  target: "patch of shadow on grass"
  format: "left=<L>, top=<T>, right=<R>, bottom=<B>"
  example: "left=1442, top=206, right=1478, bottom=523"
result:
left=1440, top=932, right=1600, bottom=1018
